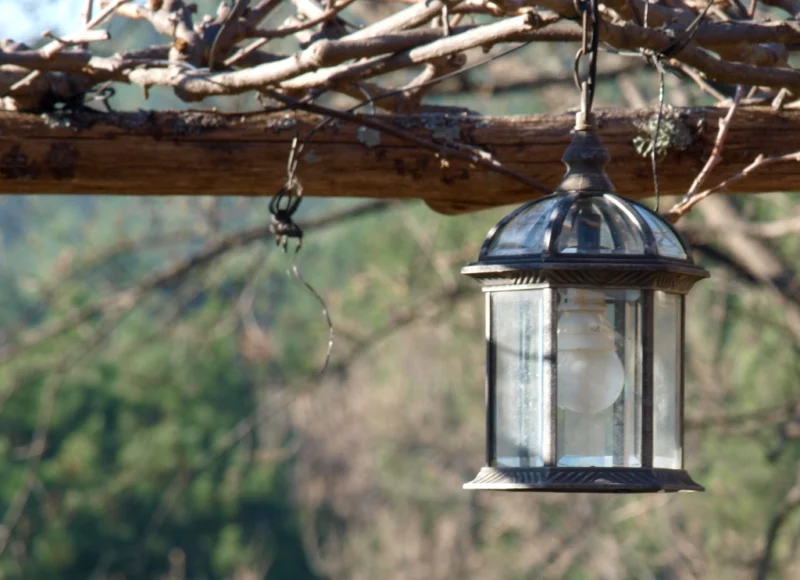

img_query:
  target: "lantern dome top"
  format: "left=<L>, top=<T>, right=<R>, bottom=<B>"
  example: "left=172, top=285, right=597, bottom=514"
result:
left=481, top=192, right=689, bottom=262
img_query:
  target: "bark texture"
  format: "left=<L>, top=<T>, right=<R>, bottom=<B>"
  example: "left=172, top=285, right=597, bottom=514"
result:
left=1, top=106, right=799, bottom=214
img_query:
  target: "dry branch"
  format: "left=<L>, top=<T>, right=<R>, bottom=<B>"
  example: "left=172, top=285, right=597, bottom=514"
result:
left=3, top=106, right=800, bottom=213
left=5, top=0, right=800, bottom=112
left=0, top=199, right=390, bottom=367
left=668, top=150, right=800, bottom=222
left=755, top=468, right=800, bottom=580
left=695, top=196, right=800, bottom=342
left=665, top=85, right=745, bottom=221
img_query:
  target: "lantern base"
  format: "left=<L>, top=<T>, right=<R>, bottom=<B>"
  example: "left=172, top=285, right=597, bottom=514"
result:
left=463, top=466, right=703, bottom=493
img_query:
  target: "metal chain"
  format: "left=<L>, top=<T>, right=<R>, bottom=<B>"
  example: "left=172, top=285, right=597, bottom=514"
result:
left=572, top=0, right=600, bottom=122
left=269, top=137, right=304, bottom=251
left=267, top=136, right=334, bottom=376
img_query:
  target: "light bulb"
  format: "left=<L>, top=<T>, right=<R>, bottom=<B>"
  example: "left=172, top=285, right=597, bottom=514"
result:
left=557, top=289, right=624, bottom=414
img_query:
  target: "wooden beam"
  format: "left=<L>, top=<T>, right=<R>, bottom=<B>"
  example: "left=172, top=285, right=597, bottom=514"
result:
left=1, top=107, right=799, bottom=214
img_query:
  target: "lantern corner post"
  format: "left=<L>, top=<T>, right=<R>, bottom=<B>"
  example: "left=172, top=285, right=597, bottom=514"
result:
left=541, top=285, right=559, bottom=467
left=484, top=290, right=495, bottom=468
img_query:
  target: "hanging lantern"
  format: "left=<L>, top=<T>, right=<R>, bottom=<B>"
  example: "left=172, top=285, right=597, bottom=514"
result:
left=461, top=113, right=709, bottom=492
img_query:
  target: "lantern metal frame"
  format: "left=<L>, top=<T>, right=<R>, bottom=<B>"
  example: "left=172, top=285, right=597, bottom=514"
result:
left=461, top=116, right=709, bottom=493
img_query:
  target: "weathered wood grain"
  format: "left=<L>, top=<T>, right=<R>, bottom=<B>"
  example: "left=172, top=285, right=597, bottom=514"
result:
left=1, top=107, right=798, bottom=213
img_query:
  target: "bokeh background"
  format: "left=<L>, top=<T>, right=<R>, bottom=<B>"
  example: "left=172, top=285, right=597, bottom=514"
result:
left=2, top=2, right=800, bottom=579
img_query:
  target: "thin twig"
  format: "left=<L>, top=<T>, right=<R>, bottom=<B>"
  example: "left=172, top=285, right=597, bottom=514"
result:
left=223, top=37, right=271, bottom=68
left=249, top=0, right=357, bottom=40
left=265, top=91, right=553, bottom=195
left=82, top=0, right=94, bottom=26
left=358, top=41, right=534, bottom=112
left=667, top=150, right=800, bottom=222
left=40, top=29, right=110, bottom=50
left=672, top=60, right=726, bottom=102
left=77, top=0, right=94, bottom=49
left=223, top=0, right=357, bottom=68
left=680, top=213, right=800, bottom=239
left=0, top=201, right=389, bottom=367
left=689, top=85, right=744, bottom=196
left=208, top=0, right=246, bottom=72
left=666, top=85, right=744, bottom=221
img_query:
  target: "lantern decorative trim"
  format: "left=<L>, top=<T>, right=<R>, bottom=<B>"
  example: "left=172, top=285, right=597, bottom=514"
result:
left=464, top=466, right=704, bottom=493
left=462, top=3, right=709, bottom=492
left=461, top=267, right=704, bottom=294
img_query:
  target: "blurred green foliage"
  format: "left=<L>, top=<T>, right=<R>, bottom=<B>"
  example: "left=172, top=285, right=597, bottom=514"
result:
left=0, top=197, right=323, bottom=579
left=2, top=4, right=800, bottom=578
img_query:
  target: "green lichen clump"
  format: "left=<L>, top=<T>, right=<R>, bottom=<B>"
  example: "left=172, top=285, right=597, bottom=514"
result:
left=633, top=106, right=694, bottom=159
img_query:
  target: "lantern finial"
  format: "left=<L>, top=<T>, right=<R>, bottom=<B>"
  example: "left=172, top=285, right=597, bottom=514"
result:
left=555, top=114, right=616, bottom=195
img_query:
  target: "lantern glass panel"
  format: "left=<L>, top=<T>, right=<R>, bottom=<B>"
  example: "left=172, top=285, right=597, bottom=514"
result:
left=491, top=290, right=546, bottom=467
left=485, top=198, right=560, bottom=257
left=556, top=288, right=642, bottom=467
left=653, top=291, right=683, bottom=469
left=632, top=205, right=688, bottom=259
left=557, top=196, right=645, bottom=255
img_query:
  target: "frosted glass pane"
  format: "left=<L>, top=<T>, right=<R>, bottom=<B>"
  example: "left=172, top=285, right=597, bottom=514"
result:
left=492, top=291, right=545, bottom=467
left=653, top=292, right=682, bottom=469
left=556, top=289, right=642, bottom=467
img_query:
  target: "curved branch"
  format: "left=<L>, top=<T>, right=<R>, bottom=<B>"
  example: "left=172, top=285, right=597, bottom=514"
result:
left=755, top=471, right=800, bottom=580
left=599, top=18, right=800, bottom=92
